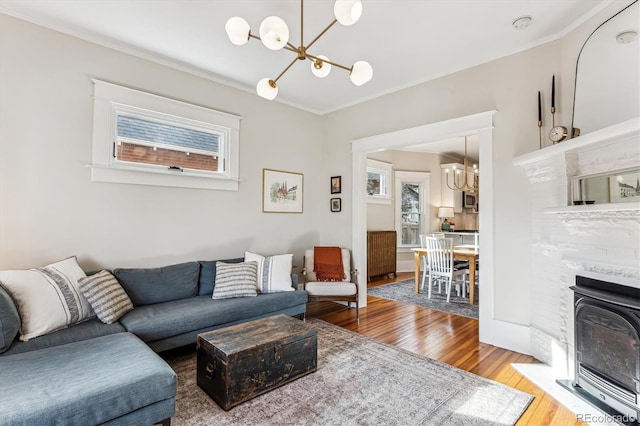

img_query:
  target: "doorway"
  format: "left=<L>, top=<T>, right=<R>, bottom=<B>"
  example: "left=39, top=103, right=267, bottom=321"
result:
left=351, top=111, right=496, bottom=342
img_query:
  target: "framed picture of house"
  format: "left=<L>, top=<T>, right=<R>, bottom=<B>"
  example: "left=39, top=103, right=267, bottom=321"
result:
left=331, top=176, right=342, bottom=194
left=263, top=169, right=303, bottom=213
left=330, top=198, right=341, bottom=212
left=608, top=169, right=640, bottom=203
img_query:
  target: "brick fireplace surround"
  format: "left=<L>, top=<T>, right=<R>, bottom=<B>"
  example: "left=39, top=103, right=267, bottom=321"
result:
left=513, top=117, right=639, bottom=423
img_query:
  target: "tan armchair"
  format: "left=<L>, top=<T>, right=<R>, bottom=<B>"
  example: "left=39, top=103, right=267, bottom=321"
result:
left=301, top=248, right=359, bottom=323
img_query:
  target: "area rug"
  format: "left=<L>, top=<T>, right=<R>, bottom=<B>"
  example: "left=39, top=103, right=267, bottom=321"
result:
left=367, top=279, right=479, bottom=319
left=163, top=319, right=531, bottom=425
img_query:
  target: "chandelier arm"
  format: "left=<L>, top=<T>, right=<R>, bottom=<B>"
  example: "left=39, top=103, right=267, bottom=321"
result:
left=283, top=44, right=298, bottom=53
left=445, top=169, right=474, bottom=191
left=273, top=56, right=300, bottom=83
left=305, top=19, right=338, bottom=51
left=306, top=53, right=352, bottom=72
left=249, top=32, right=297, bottom=53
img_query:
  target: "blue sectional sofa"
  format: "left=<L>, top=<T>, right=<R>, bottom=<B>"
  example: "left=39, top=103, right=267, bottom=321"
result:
left=0, top=257, right=308, bottom=425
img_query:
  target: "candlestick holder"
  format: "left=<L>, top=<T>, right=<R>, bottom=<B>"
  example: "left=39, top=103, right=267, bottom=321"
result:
left=538, top=121, right=543, bottom=149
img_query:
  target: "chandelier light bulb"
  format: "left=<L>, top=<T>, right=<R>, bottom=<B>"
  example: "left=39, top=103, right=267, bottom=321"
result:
left=334, top=0, right=362, bottom=26
left=259, top=16, right=290, bottom=50
left=256, top=78, right=278, bottom=100
left=311, top=55, right=332, bottom=78
left=350, top=60, right=373, bottom=86
left=225, top=17, right=251, bottom=45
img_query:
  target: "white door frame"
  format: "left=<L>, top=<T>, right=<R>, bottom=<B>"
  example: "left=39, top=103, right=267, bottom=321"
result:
left=351, top=110, right=497, bottom=344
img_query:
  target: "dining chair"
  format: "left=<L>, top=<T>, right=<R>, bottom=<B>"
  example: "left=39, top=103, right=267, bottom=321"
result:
left=424, top=237, right=468, bottom=302
left=419, top=233, right=445, bottom=293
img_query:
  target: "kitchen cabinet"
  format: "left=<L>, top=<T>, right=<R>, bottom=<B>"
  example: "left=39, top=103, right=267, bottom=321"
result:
left=443, top=231, right=479, bottom=247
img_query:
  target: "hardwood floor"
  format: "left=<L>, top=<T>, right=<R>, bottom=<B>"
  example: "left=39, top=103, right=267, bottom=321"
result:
left=306, top=272, right=584, bottom=425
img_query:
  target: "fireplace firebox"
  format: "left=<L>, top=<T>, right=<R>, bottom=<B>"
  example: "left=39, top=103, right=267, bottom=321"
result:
left=561, top=274, right=640, bottom=424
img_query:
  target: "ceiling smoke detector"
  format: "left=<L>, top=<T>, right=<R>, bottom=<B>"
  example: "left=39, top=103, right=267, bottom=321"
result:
left=616, top=30, right=638, bottom=44
left=512, top=16, right=532, bottom=31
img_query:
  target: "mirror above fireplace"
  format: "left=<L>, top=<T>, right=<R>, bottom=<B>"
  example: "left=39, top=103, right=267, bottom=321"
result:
left=571, top=1, right=639, bottom=136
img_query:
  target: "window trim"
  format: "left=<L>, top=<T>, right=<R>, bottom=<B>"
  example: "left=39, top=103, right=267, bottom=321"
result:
left=91, top=79, right=241, bottom=191
left=366, top=159, right=392, bottom=204
left=394, top=170, right=431, bottom=249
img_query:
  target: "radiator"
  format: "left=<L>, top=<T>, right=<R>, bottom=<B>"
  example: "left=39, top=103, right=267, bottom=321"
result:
left=367, top=231, right=397, bottom=281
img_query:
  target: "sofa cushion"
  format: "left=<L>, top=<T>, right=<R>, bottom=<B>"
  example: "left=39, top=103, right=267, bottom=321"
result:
left=1, top=318, right=125, bottom=356
left=245, top=251, right=294, bottom=293
left=212, top=261, right=258, bottom=300
left=78, top=270, right=134, bottom=324
left=0, top=256, right=95, bottom=341
left=119, top=291, right=308, bottom=343
left=113, top=261, right=199, bottom=306
left=197, top=257, right=244, bottom=295
left=0, top=332, right=176, bottom=425
left=0, top=285, right=20, bottom=353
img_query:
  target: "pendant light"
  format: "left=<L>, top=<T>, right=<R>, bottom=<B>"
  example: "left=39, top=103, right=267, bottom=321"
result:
left=445, top=136, right=479, bottom=192
left=225, top=0, right=373, bottom=100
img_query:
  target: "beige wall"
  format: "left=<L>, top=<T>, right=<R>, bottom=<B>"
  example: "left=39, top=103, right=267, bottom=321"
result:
left=366, top=150, right=447, bottom=231
left=0, top=14, right=324, bottom=271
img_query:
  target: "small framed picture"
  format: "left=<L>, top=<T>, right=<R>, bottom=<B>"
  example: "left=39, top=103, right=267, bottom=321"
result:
left=330, top=197, right=341, bottom=212
left=330, top=176, right=342, bottom=194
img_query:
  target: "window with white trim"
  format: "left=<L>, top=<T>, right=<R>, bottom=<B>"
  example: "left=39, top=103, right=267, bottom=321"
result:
left=91, top=79, right=241, bottom=190
left=366, top=159, right=392, bottom=204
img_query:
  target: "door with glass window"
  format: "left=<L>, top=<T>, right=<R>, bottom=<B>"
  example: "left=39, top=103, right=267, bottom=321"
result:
left=395, top=171, right=431, bottom=247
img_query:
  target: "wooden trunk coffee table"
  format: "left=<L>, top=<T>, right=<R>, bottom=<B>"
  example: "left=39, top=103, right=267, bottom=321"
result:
left=196, top=314, right=317, bottom=411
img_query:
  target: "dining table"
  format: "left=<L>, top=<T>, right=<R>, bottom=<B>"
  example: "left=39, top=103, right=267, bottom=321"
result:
left=411, top=246, right=479, bottom=305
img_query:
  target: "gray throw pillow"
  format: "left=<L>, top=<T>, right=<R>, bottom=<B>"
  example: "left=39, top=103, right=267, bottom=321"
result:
left=0, top=284, right=20, bottom=353
left=212, top=261, right=258, bottom=300
left=113, top=261, right=200, bottom=306
left=78, top=270, right=134, bottom=324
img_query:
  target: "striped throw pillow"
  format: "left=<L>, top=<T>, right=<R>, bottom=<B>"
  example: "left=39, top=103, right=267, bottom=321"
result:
left=244, top=251, right=294, bottom=293
left=0, top=257, right=95, bottom=341
left=212, top=261, right=258, bottom=300
left=78, top=270, right=133, bottom=324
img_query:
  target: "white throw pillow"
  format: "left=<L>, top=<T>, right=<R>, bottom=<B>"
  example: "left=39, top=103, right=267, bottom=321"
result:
left=245, top=251, right=294, bottom=293
left=212, top=261, right=258, bottom=300
left=0, top=257, right=95, bottom=341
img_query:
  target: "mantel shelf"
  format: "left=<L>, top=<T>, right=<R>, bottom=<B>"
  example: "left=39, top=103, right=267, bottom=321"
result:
left=543, top=201, right=640, bottom=215
left=513, top=117, right=640, bottom=167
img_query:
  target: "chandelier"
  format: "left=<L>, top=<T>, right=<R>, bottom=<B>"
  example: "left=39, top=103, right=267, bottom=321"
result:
left=444, top=136, right=478, bottom=192
left=224, top=0, right=373, bottom=100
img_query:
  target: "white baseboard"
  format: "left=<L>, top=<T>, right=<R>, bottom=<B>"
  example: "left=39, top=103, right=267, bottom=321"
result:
left=485, top=319, right=531, bottom=355
left=397, top=260, right=415, bottom=273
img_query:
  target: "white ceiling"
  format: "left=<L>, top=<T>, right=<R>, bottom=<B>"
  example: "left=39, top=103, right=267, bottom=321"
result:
left=2, top=0, right=608, bottom=117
